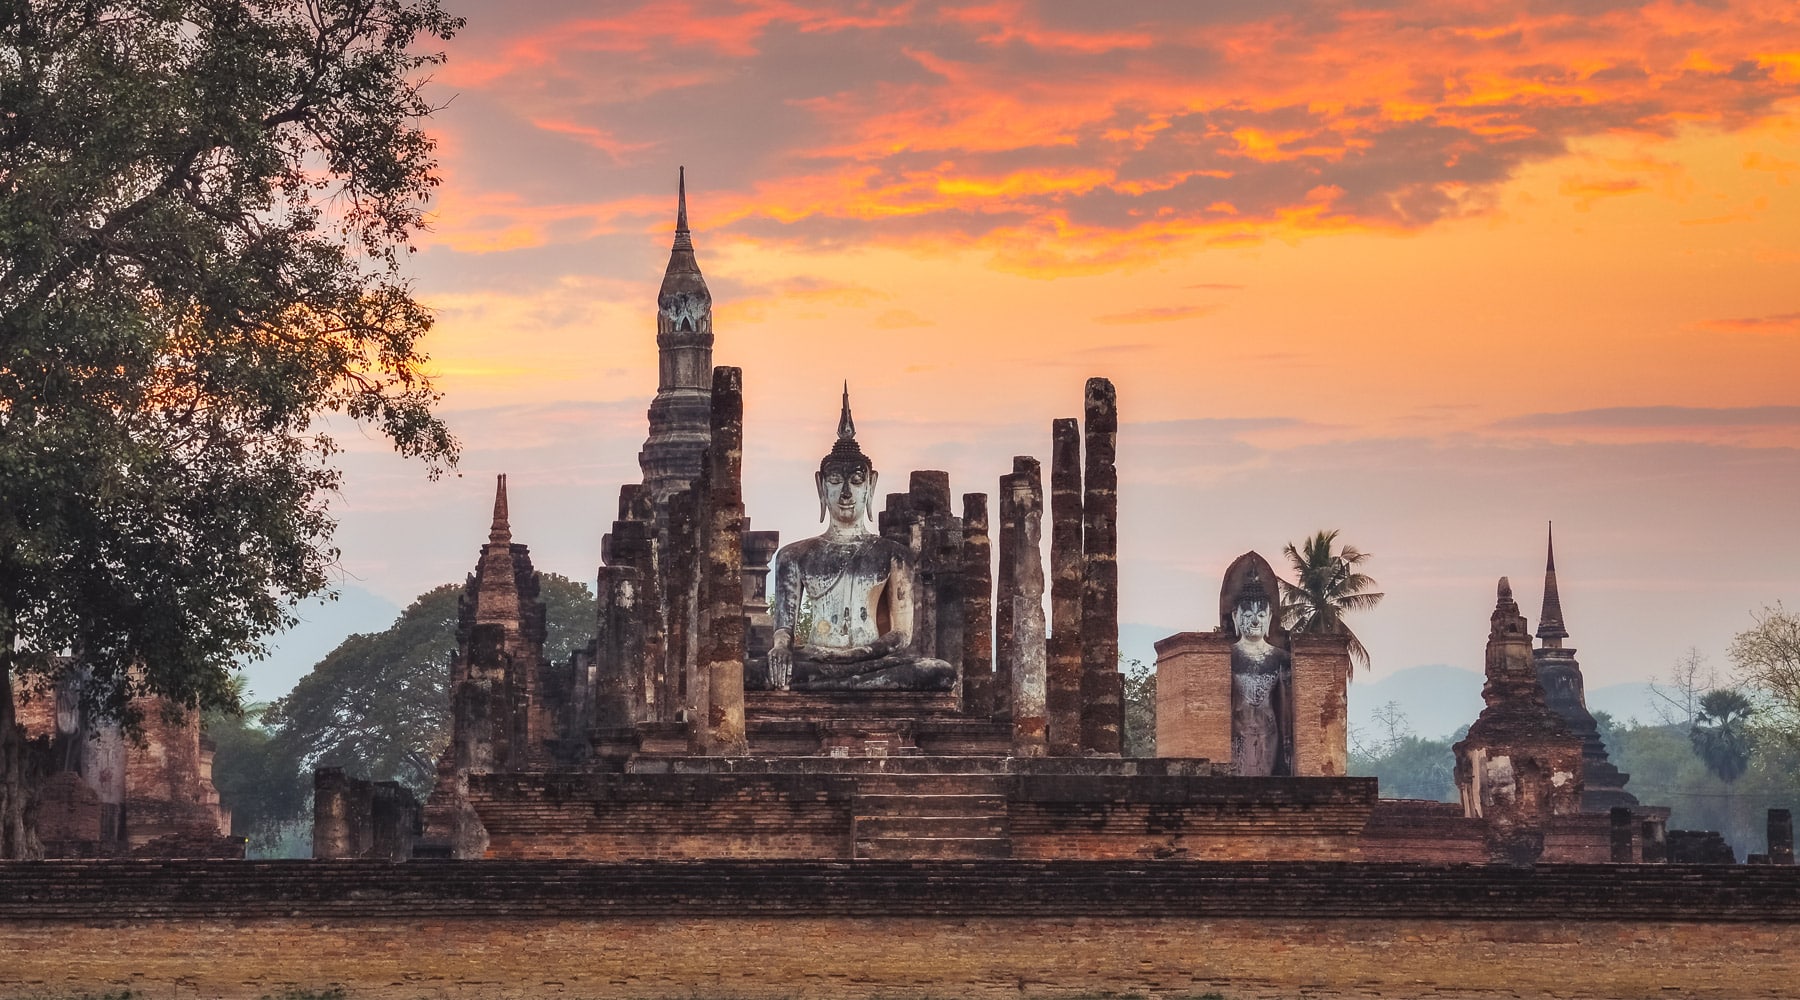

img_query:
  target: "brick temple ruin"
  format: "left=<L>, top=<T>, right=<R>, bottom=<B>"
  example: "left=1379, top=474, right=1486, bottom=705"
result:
left=10, top=677, right=240, bottom=859
left=301, top=174, right=1768, bottom=869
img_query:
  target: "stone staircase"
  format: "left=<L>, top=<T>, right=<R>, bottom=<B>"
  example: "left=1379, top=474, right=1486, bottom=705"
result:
left=852, top=772, right=1011, bottom=859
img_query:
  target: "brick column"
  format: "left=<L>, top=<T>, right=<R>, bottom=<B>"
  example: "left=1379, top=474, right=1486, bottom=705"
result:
left=1153, top=632, right=1232, bottom=762
left=1006, top=459, right=1047, bottom=757
left=1047, top=417, right=1084, bottom=757
left=1291, top=634, right=1351, bottom=776
left=909, top=471, right=961, bottom=672
left=1080, top=377, right=1122, bottom=755
left=961, top=493, right=994, bottom=716
left=698, top=366, right=748, bottom=755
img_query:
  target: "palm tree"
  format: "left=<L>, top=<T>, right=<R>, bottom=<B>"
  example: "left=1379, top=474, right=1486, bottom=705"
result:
left=1279, top=530, right=1385, bottom=672
left=1689, top=688, right=1756, bottom=784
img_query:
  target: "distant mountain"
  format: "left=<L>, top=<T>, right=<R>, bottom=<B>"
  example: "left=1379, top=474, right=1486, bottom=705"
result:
left=1348, top=665, right=1484, bottom=742
left=237, top=585, right=403, bottom=703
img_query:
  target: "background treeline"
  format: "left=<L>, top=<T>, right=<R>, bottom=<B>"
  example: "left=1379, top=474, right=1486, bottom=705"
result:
left=207, top=575, right=594, bottom=856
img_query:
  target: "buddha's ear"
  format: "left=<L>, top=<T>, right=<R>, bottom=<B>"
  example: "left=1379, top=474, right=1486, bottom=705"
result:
left=814, top=470, right=827, bottom=523
left=864, top=469, right=879, bottom=523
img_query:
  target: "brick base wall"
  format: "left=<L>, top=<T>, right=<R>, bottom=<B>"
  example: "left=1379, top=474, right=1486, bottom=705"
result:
left=4, top=861, right=1798, bottom=999
left=4, top=915, right=1797, bottom=1000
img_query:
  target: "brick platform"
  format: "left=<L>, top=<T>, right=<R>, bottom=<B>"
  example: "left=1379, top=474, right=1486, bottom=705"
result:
left=3, top=861, right=1799, bottom=999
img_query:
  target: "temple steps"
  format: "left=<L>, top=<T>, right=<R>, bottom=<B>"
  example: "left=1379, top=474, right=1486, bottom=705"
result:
left=849, top=772, right=1010, bottom=796
left=851, top=772, right=1011, bottom=858
left=855, top=835, right=1011, bottom=859
left=854, top=792, right=1007, bottom=817
left=855, top=814, right=1008, bottom=839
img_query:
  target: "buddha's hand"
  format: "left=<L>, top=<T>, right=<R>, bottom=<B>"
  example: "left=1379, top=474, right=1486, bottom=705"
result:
left=768, top=630, right=793, bottom=689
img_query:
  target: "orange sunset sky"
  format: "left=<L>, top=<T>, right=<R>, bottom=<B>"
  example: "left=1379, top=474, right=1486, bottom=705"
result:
left=263, top=0, right=1800, bottom=709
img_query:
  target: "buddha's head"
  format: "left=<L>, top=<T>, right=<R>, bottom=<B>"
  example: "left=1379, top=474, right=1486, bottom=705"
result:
left=1232, top=567, right=1275, bottom=642
left=817, top=384, right=878, bottom=528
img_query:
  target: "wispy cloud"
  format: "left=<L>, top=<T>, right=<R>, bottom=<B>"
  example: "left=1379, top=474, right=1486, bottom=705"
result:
left=1495, top=406, right=1800, bottom=429
left=1094, top=304, right=1219, bottom=325
left=1695, top=312, right=1800, bottom=335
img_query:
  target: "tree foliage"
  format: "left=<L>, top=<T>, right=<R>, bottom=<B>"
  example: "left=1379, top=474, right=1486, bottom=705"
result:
left=1347, top=702, right=1456, bottom=801
left=202, top=676, right=304, bottom=851
left=1121, top=657, right=1155, bottom=757
left=1603, top=715, right=1799, bottom=861
left=0, top=0, right=462, bottom=856
left=1279, top=529, right=1384, bottom=671
left=1730, top=603, right=1800, bottom=744
left=264, top=574, right=594, bottom=796
left=1689, top=688, right=1755, bottom=785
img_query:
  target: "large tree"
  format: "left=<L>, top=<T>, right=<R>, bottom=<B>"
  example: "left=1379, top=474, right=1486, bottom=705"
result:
left=264, top=574, right=594, bottom=797
left=1279, top=529, right=1385, bottom=671
left=1730, top=603, right=1800, bottom=745
left=1, top=0, right=462, bottom=857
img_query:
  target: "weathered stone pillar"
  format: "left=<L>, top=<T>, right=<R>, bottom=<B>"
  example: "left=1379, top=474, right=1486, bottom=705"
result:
left=1080, top=377, right=1122, bottom=755
left=1610, top=807, right=1635, bottom=863
left=312, top=768, right=352, bottom=860
left=698, top=366, right=748, bottom=755
left=1005, top=460, right=1048, bottom=757
left=1641, top=817, right=1668, bottom=863
left=665, top=487, right=701, bottom=729
left=993, top=459, right=1028, bottom=723
left=592, top=565, right=645, bottom=735
left=741, top=526, right=781, bottom=688
left=961, top=493, right=994, bottom=716
left=908, top=471, right=961, bottom=668
left=602, top=521, right=655, bottom=723
left=1047, top=417, right=1084, bottom=757
left=1770, top=808, right=1794, bottom=865
left=879, top=492, right=916, bottom=547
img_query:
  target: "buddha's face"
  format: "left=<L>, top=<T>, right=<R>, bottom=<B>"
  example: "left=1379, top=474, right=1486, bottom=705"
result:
left=1233, top=599, right=1272, bottom=641
left=816, top=464, right=876, bottom=527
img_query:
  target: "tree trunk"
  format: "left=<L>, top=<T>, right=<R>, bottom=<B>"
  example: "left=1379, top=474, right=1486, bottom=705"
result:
left=0, top=643, right=46, bottom=859
left=0, top=618, right=45, bottom=859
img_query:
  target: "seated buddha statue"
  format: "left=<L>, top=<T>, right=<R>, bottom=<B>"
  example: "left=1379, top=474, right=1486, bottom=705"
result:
left=767, top=389, right=957, bottom=692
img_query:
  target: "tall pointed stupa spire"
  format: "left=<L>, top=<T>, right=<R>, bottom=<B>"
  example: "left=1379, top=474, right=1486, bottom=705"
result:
left=641, top=167, right=716, bottom=505
left=489, top=473, right=512, bottom=544
left=673, top=165, right=693, bottom=251
left=1537, top=521, right=1568, bottom=643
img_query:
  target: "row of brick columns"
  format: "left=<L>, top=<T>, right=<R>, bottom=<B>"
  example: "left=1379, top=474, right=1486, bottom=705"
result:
left=858, top=379, right=1124, bottom=758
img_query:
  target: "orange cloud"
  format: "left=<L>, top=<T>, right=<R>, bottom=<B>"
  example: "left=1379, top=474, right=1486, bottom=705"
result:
left=423, top=0, right=1800, bottom=271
